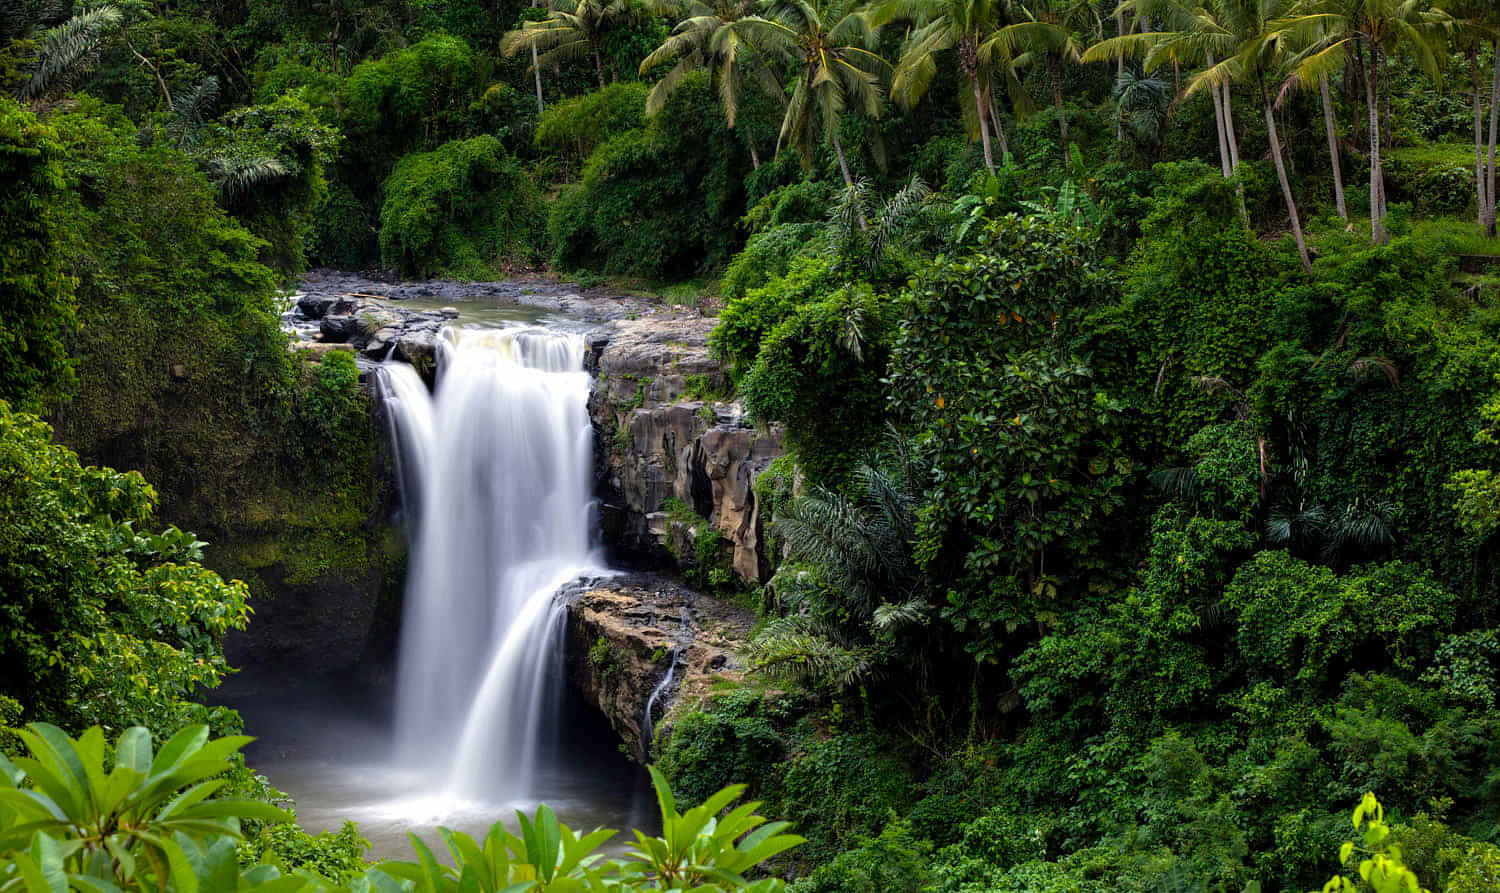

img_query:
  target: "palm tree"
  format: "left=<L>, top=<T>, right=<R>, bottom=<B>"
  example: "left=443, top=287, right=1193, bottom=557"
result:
left=739, top=0, right=891, bottom=188
left=1450, top=0, right=1499, bottom=235
left=1273, top=0, right=1451, bottom=244
left=503, top=0, right=648, bottom=88
left=873, top=0, right=1027, bottom=174
left=1270, top=8, right=1350, bottom=221
left=1196, top=0, right=1312, bottom=273
left=638, top=0, right=783, bottom=164
left=986, top=0, right=1100, bottom=144
left=1084, top=0, right=1243, bottom=180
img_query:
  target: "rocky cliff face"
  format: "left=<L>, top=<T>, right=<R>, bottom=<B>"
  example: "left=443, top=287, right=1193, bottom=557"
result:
left=563, top=574, right=752, bottom=762
left=586, top=317, right=784, bottom=584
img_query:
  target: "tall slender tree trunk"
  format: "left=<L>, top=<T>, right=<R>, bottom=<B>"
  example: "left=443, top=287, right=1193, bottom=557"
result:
left=985, top=84, right=1009, bottom=157
left=1488, top=40, right=1500, bottom=237
left=1050, top=55, right=1067, bottom=143
left=1475, top=53, right=1488, bottom=229
left=1263, top=88, right=1312, bottom=274
left=1115, top=11, right=1125, bottom=143
left=1367, top=49, right=1386, bottom=244
left=592, top=36, right=606, bottom=88
left=971, top=71, right=996, bottom=173
left=530, top=0, right=545, bottom=111
left=750, top=143, right=760, bottom=169
left=1208, top=52, right=1232, bottom=178
left=1320, top=73, right=1347, bottom=221
left=1222, top=81, right=1241, bottom=169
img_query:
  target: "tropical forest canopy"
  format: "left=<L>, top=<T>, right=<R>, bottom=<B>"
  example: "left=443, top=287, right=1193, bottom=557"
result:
left=2, top=0, right=1500, bottom=888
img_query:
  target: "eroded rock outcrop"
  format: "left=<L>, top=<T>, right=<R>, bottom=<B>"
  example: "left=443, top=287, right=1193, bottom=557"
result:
left=586, top=317, right=784, bottom=583
left=563, top=574, right=752, bottom=762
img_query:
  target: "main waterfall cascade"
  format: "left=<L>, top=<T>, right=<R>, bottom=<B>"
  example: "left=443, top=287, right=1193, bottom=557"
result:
left=376, top=325, right=603, bottom=802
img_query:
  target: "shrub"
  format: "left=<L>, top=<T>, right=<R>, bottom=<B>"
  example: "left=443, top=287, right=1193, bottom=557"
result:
left=534, top=81, right=648, bottom=162
left=1225, top=554, right=1457, bottom=695
left=0, top=96, right=75, bottom=413
left=379, top=135, right=541, bottom=277
left=0, top=405, right=250, bottom=734
left=545, top=72, right=747, bottom=278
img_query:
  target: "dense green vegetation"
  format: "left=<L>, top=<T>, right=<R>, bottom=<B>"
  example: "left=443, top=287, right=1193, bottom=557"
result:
left=5, top=0, right=1500, bottom=887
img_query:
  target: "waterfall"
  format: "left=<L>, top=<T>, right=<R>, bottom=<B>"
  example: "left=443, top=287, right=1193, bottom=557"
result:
left=378, top=325, right=600, bottom=801
left=640, top=605, right=692, bottom=756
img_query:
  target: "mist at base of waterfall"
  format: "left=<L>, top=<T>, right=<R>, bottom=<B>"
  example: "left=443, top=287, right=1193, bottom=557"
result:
left=232, top=684, right=654, bottom=862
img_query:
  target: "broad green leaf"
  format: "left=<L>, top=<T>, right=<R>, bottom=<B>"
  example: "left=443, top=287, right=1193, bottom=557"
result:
left=115, top=728, right=153, bottom=775
left=147, top=726, right=210, bottom=778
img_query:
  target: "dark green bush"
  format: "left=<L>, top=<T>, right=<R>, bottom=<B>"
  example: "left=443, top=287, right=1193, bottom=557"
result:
left=379, top=135, right=541, bottom=276
left=545, top=72, right=747, bottom=278
left=0, top=96, right=76, bottom=413
left=534, top=81, right=647, bottom=162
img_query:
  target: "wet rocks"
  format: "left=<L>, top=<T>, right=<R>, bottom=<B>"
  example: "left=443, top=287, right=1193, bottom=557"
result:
left=286, top=292, right=455, bottom=379
left=586, top=317, right=784, bottom=584
left=562, top=573, right=751, bottom=763
left=297, top=269, right=657, bottom=321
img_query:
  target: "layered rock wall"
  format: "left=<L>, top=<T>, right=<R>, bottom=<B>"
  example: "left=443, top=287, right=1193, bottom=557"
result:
left=586, top=317, right=783, bottom=584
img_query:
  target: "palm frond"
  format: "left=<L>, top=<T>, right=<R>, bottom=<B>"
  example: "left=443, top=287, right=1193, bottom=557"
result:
left=19, top=4, right=122, bottom=100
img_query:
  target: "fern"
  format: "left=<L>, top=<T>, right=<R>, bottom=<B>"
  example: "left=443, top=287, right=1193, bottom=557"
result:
left=168, top=75, right=220, bottom=146
left=206, top=152, right=292, bottom=201
left=18, top=4, right=122, bottom=100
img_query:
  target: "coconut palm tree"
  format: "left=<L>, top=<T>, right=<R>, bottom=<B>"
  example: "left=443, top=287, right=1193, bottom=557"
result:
left=872, top=0, right=1028, bottom=174
left=1272, top=0, right=1451, bottom=244
left=1197, top=0, right=1312, bottom=273
left=502, top=0, right=650, bottom=88
left=986, top=0, right=1100, bottom=144
left=1449, top=0, right=1499, bottom=235
left=638, top=0, right=783, bottom=164
left=739, top=0, right=891, bottom=188
left=1269, top=7, right=1351, bottom=221
left=1084, top=0, right=1243, bottom=180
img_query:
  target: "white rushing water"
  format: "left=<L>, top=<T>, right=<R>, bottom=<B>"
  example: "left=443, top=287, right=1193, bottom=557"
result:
left=376, top=325, right=600, bottom=802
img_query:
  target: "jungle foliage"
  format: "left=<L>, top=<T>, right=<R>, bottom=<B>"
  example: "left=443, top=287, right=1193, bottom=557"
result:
left=4, top=0, right=1500, bottom=888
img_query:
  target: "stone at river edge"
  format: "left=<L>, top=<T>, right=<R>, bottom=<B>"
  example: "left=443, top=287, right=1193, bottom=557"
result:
left=586, top=317, right=784, bottom=584
left=563, top=574, right=751, bottom=763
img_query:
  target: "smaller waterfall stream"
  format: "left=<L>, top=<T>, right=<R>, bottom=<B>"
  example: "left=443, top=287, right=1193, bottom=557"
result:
left=640, top=605, right=693, bottom=755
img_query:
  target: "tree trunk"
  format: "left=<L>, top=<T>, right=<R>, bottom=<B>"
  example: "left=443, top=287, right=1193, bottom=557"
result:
left=971, top=72, right=996, bottom=174
left=1264, top=91, right=1312, bottom=274
left=1367, top=49, right=1386, bottom=244
left=1488, top=40, right=1499, bottom=237
left=530, top=0, right=545, bottom=111
left=831, top=129, right=866, bottom=230
left=592, top=36, right=606, bottom=88
left=1222, top=81, right=1241, bottom=169
left=531, top=43, right=545, bottom=111
left=1115, top=10, right=1125, bottom=143
left=750, top=142, right=760, bottom=169
left=1208, top=52, right=1231, bottom=178
left=986, top=84, right=1009, bottom=157
left=1050, top=55, right=1067, bottom=143
left=1476, top=54, right=1489, bottom=229
left=1321, top=73, right=1347, bottom=221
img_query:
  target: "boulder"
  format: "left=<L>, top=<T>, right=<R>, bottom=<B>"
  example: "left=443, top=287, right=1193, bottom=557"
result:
left=562, top=574, right=751, bottom=762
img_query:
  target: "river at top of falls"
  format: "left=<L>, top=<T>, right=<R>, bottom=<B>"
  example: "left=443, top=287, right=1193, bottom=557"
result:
left=379, top=324, right=606, bottom=804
